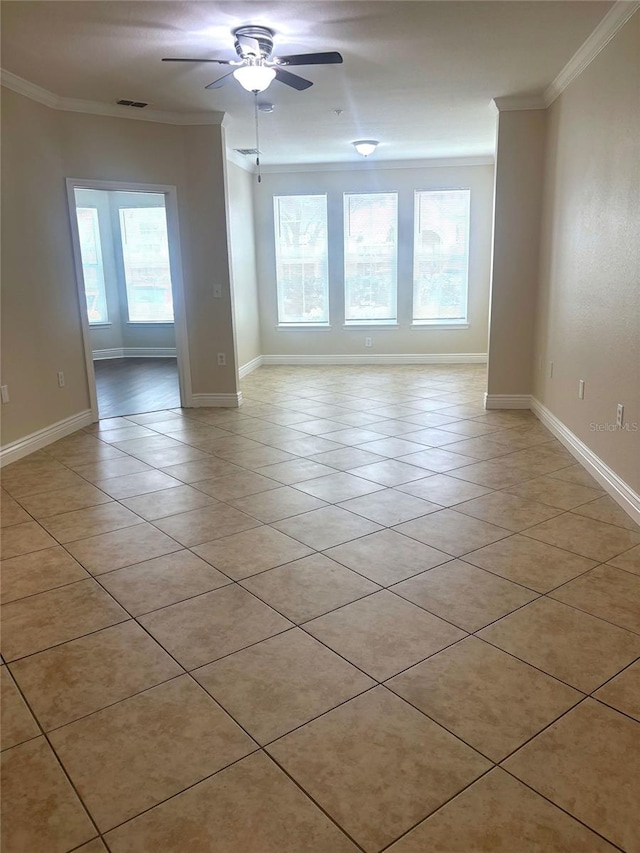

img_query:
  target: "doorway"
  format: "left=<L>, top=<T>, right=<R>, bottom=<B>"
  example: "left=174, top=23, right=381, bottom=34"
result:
left=67, top=180, right=192, bottom=421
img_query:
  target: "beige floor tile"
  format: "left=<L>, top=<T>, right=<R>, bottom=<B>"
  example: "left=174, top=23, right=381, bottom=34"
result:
left=1, top=579, right=128, bottom=661
left=339, top=489, right=440, bottom=525
left=15, top=482, right=113, bottom=520
left=392, top=560, right=537, bottom=632
left=193, top=470, right=281, bottom=500
left=1, top=467, right=89, bottom=499
left=478, top=597, right=640, bottom=692
left=388, top=637, right=581, bottom=761
left=387, top=768, right=617, bottom=852
left=153, top=503, right=261, bottom=547
left=71, top=456, right=153, bottom=481
left=41, top=502, right=142, bottom=544
left=524, top=512, right=640, bottom=561
left=192, top=526, right=312, bottom=580
left=347, top=459, right=431, bottom=486
left=50, top=676, right=255, bottom=831
left=1, top=521, right=58, bottom=559
left=357, top=436, right=428, bottom=458
left=504, top=699, right=640, bottom=852
left=267, top=686, right=489, bottom=852
left=464, top=534, right=597, bottom=592
left=324, top=427, right=389, bottom=444
left=305, top=590, right=465, bottom=680
left=10, top=621, right=182, bottom=730
left=229, top=486, right=327, bottom=522
left=99, top=550, right=230, bottom=615
left=0, top=737, right=96, bottom=852
left=295, top=472, right=385, bottom=502
left=504, top=474, right=604, bottom=509
left=241, top=554, right=380, bottom=623
left=440, top=436, right=514, bottom=460
left=158, top=457, right=245, bottom=483
left=75, top=839, right=108, bottom=852
left=105, top=751, right=358, bottom=853
left=139, top=585, right=292, bottom=669
left=120, top=484, right=216, bottom=520
left=551, top=563, right=640, bottom=633
left=220, top=446, right=297, bottom=470
left=94, top=469, right=183, bottom=499
left=396, top=473, right=491, bottom=505
left=325, top=528, right=451, bottom=586
left=396, top=508, right=510, bottom=556
left=66, top=523, right=182, bottom=575
left=254, top=458, right=337, bottom=485
left=594, top=661, right=640, bottom=721
left=455, top=491, right=561, bottom=532
left=572, top=494, right=640, bottom=532
left=446, top=460, right=534, bottom=489
left=194, top=629, right=375, bottom=744
left=1, top=490, right=32, bottom=526
left=1, top=545, right=88, bottom=604
left=400, top=447, right=477, bottom=473
left=307, top=446, right=387, bottom=471
left=608, top=543, right=640, bottom=575
left=1, top=667, right=40, bottom=750
left=130, top=444, right=213, bottom=468
left=96, top=425, right=158, bottom=443
left=550, top=464, right=604, bottom=489
left=273, top=505, right=382, bottom=550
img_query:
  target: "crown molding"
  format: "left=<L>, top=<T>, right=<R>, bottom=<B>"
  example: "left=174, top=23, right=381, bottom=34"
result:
left=544, top=0, right=640, bottom=106
left=492, top=95, right=547, bottom=112
left=258, top=155, right=494, bottom=174
left=0, top=69, right=225, bottom=126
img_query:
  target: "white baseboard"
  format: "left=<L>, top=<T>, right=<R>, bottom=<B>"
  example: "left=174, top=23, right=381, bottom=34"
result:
left=531, top=398, right=640, bottom=526
left=484, top=393, right=533, bottom=410
left=239, top=356, right=263, bottom=379
left=93, top=348, right=177, bottom=360
left=260, top=353, right=487, bottom=366
left=191, top=392, right=243, bottom=408
left=0, top=409, right=94, bottom=467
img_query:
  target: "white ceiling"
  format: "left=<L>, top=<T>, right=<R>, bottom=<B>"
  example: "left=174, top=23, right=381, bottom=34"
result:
left=1, top=1, right=612, bottom=164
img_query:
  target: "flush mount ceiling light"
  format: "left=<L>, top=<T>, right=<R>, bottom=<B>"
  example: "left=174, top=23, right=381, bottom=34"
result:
left=233, top=63, right=276, bottom=93
left=353, top=139, right=379, bottom=157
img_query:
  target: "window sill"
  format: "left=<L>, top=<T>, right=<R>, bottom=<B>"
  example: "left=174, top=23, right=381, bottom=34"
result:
left=126, top=322, right=175, bottom=326
left=89, top=323, right=112, bottom=328
left=411, top=322, right=470, bottom=330
left=277, top=324, right=332, bottom=331
left=342, top=323, right=399, bottom=330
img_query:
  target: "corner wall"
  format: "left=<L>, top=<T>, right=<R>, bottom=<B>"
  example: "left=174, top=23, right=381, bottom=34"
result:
left=533, top=11, right=640, bottom=494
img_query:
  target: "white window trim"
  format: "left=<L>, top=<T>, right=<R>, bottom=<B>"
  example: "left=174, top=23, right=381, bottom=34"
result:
left=410, top=321, right=470, bottom=330
left=276, top=324, right=332, bottom=331
left=342, top=323, right=400, bottom=330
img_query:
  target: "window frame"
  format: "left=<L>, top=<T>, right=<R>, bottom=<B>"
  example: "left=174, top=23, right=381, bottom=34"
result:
left=76, top=206, right=109, bottom=326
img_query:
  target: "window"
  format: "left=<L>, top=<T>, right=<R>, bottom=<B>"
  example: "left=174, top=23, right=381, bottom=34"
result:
left=413, top=189, right=470, bottom=323
left=76, top=207, right=108, bottom=324
left=119, top=206, right=174, bottom=323
left=274, top=195, right=329, bottom=325
left=344, top=192, right=398, bottom=323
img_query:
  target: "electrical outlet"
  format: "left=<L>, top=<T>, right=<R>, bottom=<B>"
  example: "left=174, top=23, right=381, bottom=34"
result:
left=0, top=385, right=9, bottom=404
left=57, top=371, right=65, bottom=388
left=548, top=361, right=554, bottom=379
left=578, top=380, right=585, bottom=400
left=213, top=284, right=222, bottom=298
left=617, top=404, right=624, bottom=428
left=217, top=353, right=226, bottom=366
left=365, top=337, right=372, bottom=348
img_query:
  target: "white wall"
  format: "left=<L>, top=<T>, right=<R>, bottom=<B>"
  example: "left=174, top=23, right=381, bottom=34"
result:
left=225, top=160, right=261, bottom=370
left=253, top=163, right=494, bottom=358
left=533, top=11, right=640, bottom=493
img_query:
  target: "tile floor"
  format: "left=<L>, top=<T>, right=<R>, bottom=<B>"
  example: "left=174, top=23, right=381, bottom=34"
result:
left=1, top=364, right=639, bottom=853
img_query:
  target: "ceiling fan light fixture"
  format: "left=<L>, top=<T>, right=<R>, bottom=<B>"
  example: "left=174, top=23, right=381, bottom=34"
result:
left=353, top=140, right=379, bottom=157
left=233, top=64, right=276, bottom=92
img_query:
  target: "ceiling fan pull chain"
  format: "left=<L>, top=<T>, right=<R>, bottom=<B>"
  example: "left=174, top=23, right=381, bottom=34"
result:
left=254, top=93, right=262, bottom=183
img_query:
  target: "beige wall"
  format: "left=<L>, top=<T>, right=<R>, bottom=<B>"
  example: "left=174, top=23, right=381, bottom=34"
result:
left=487, top=109, right=547, bottom=397
left=1, top=90, right=240, bottom=447
left=533, top=12, right=640, bottom=492
left=225, top=161, right=261, bottom=370
left=253, top=164, right=494, bottom=357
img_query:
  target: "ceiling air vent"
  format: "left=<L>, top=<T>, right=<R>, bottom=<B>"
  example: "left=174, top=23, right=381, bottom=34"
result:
left=117, top=100, right=148, bottom=108
left=235, top=148, right=259, bottom=156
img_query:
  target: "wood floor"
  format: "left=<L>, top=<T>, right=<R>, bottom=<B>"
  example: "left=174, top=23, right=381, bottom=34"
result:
left=93, top=357, right=180, bottom=418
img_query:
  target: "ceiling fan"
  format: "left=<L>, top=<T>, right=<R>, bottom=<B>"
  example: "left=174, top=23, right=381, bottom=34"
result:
left=162, top=25, right=343, bottom=93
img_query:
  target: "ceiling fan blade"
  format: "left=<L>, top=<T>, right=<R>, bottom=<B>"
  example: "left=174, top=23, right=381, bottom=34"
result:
left=205, top=71, right=235, bottom=90
left=275, top=51, right=343, bottom=66
left=162, top=57, right=232, bottom=64
left=274, top=67, right=313, bottom=91
left=236, top=34, right=262, bottom=57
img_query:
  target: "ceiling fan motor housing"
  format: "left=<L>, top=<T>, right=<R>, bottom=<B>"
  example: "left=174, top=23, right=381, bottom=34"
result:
left=233, top=26, right=275, bottom=60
